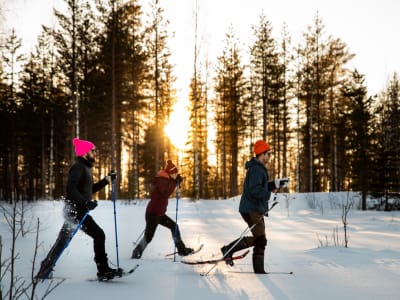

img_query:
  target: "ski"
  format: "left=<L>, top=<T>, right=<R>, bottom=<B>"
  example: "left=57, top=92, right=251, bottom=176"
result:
left=165, top=243, right=204, bottom=258
left=229, top=270, right=293, bottom=275
left=96, top=264, right=140, bottom=282
left=181, top=249, right=250, bottom=265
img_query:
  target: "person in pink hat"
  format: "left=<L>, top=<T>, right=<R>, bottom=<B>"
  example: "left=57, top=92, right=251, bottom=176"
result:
left=36, top=138, right=118, bottom=280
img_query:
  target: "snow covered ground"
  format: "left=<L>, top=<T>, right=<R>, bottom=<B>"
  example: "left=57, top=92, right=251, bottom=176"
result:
left=2, top=192, right=400, bottom=299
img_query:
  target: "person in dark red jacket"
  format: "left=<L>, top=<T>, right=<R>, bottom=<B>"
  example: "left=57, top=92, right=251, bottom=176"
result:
left=131, top=160, right=193, bottom=258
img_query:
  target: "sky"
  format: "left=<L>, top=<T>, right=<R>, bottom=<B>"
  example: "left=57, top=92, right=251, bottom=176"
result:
left=2, top=0, right=400, bottom=148
left=162, top=0, right=400, bottom=97
left=1, top=193, right=399, bottom=299
left=3, top=0, right=400, bottom=96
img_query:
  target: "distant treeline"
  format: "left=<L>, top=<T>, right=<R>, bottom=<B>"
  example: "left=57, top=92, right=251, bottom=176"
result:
left=1, top=1, right=399, bottom=210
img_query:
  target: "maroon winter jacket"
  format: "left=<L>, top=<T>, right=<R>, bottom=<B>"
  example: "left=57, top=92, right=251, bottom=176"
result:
left=146, top=170, right=177, bottom=216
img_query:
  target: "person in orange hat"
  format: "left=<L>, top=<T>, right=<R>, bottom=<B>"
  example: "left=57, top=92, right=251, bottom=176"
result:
left=131, top=160, right=193, bottom=259
left=35, top=138, right=118, bottom=280
left=220, top=140, right=289, bottom=273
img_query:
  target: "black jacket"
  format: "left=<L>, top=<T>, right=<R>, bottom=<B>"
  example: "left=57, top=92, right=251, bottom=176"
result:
left=66, top=157, right=108, bottom=213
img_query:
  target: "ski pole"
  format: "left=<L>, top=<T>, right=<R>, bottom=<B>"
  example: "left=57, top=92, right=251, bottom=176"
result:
left=173, top=177, right=181, bottom=262
left=202, top=198, right=279, bottom=276
left=201, top=215, right=263, bottom=276
left=42, top=210, right=90, bottom=280
left=111, top=174, right=120, bottom=269
left=220, top=199, right=278, bottom=260
left=133, top=229, right=145, bottom=245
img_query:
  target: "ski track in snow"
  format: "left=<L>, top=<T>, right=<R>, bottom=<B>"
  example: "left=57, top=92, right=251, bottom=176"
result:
left=1, top=194, right=400, bottom=299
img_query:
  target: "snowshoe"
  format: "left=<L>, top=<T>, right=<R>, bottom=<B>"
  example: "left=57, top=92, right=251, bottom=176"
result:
left=97, top=267, right=122, bottom=281
left=178, top=247, right=195, bottom=257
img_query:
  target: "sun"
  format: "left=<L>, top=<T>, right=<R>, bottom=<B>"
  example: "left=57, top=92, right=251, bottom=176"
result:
left=164, top=99, right=190, bottom=151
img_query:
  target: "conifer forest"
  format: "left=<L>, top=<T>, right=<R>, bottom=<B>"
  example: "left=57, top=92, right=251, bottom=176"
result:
left=1, top=0, right=399, bottom=210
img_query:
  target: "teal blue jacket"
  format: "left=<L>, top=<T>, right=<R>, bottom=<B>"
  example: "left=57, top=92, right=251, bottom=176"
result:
left=239, top=157, right=275, bottom=214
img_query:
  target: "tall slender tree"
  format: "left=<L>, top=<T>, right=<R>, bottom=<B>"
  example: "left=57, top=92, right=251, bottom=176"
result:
left=341, top=70, right=372, bottom=209
left=296, top=14, right=354, bottom=192
left=214, top=27, right=246, bottom=198
left=139, top=0, right=176, bottom=194
left=372, top=73, right=400, bottom=210
left=248, top=13, right=289, bottom=178
left=1, top=29, right=25, bottom=201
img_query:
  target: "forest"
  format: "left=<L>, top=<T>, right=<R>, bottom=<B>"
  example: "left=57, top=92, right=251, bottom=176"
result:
left=1, top=0, right=399, bottom=209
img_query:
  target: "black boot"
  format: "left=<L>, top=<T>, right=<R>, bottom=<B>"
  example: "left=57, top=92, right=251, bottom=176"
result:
left=176, top=240, right=194, bottom=256
left=35, top=259, right=54, bottom=280
left=252, top=254, right=267, bottom=274
left=131, top=236, right=148, bottom=259
left=221, top=237, right=251, bottom=266
left=35, top=222, right=72, bottom=280
left=95, top=256, right=118, bottom=280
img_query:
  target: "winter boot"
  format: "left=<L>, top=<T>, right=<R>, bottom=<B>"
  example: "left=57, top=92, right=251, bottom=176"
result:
left=95, top=256, right=119, bottom=280
left=252, top=254, right=267, bottom=274
left=35, top=223, right=72, bottom=280
left=176, top=240, right=194, bottom=256
left=131, top=236, right=148, bottom=259
left=221, top=237, right=251, bottom=266
left=35, top=259, right=54, bottom=280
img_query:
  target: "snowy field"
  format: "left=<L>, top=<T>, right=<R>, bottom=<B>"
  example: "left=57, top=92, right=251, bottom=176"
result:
left=1, top=192, right=400, bottom=300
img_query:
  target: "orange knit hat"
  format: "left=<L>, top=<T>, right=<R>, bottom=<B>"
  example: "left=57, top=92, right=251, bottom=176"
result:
left=253, top=140, right=271, bottom=155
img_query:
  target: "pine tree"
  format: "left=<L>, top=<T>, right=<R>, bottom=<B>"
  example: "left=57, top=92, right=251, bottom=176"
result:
left=1, top=29, right=25, bottom=201
left=140, top=0, right=176, bottom=194
left=92, top=0, right=149, bottom=198
left=372, top=73, right=400, bottom=210
left=248, top=13, right=278, bottom=141
left=248, top=14, right=292, bottom=179
left=296, top=14, right=354, bottom=192
left=214, top=27, right=246, bottom=198
left=186, top=74, right=209, bottom=198
left=341, top=70, right=372, bottom=209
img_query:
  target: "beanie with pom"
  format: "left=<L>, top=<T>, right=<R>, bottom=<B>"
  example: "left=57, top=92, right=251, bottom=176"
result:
left=73, top=138, right=95, bottom=157
left=164, top=159, right=178, bottom=175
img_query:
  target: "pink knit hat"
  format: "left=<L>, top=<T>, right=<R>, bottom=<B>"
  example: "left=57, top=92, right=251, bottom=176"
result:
left=73, top=138, right=95, bottom=157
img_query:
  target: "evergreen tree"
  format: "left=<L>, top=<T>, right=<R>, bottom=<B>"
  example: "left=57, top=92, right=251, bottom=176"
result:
left=372, top=73, right=400, bottom=210
left=278, top=23, right=294, bottom=180
left=248, top=13, right=278, bottom=141
left=139, top=0, right=176, bottom=192
left=341, top=70, right=372, bottom=209
left=1, top=29, right=25, bottom=201
left=248, top=14, right=291, bottom=179
left=186, top=74, right=209, bottom=198
left=94, top=0, right=149, bottom=198
left=214, top=27, right=246, bottom=198
left=296, top=14, right=354, bottom=192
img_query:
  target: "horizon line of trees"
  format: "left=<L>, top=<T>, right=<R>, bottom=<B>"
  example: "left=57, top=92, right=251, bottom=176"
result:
left=1, top=0, right=399, bottom=210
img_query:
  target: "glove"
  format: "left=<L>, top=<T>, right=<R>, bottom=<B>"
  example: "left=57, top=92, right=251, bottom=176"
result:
left=105, top=170, right=117, bottom=182
left=274, top=178, right=289, bottom=189
left=86, top=200, right=98, bottom=210
left=175, top=174, right=182, bottom=187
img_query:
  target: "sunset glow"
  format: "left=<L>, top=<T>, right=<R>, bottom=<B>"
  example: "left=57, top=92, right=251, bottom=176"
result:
left=164, top=99, right=190, bottom=151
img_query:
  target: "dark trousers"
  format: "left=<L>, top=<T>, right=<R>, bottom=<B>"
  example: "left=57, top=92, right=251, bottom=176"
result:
left=144, top=213, right=181, bottom=243
left=41, top=206, right=106, bottom=267
left=240, top=212, right=267, bottom=255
